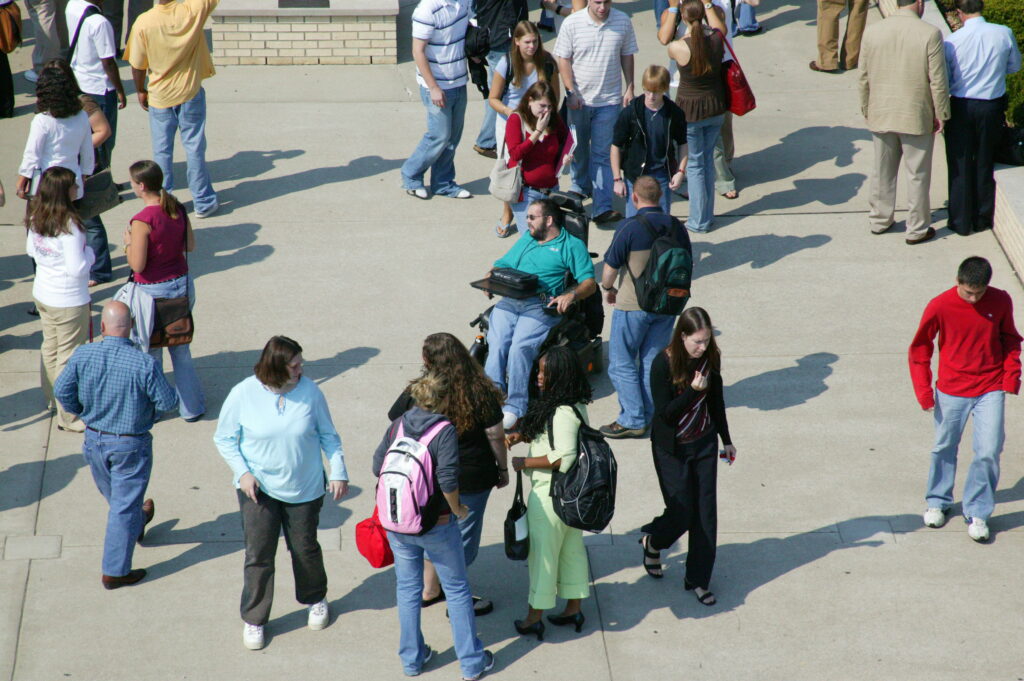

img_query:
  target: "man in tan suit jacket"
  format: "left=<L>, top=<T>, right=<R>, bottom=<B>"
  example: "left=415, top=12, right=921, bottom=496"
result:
left=859, top=0, right=950, bottom=245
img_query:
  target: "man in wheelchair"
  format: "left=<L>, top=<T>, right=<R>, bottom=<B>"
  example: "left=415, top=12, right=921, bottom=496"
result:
left=484, top=197, right=596, bottom=430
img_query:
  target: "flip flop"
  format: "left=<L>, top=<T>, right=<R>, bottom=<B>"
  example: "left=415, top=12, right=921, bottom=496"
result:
left=495, top=221, right=518, bottom=239
left=422, top=589, right=446, bottom=607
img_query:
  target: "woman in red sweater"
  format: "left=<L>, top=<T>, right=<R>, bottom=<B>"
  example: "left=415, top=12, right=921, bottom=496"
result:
left=505, top=81, right=573, bottom=236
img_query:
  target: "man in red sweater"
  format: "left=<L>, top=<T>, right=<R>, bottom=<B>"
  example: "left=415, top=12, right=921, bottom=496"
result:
left=909, top=256, right=1021, bottom=541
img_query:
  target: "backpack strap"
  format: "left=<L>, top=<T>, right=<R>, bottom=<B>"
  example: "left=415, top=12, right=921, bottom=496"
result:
left=395, top=421, right=405, bottom=441
left=67, top=4, right=99, bottom=62
left=546, top=405, right=583, bottom=449
left=418, top=419, right=451, bottom=447
left=625, top=213, right=668, bottom=284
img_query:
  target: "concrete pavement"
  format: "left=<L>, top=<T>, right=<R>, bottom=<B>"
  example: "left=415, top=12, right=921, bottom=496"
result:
left=2, top=1, right=1023, bottom=679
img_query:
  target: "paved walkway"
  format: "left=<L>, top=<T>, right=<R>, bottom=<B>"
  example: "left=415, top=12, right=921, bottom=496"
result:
left=2, top=2, right=1023, bottom=680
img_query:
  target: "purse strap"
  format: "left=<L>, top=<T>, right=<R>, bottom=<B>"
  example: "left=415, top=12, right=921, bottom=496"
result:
left=514, top=469, right=524, bottom=504
left=714, top=27, right=740, bottom=66
left=499, top=115, right=526, bottom=167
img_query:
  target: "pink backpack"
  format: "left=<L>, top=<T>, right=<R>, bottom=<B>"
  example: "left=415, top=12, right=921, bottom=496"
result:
left=376, top=419, right=451, bottom=535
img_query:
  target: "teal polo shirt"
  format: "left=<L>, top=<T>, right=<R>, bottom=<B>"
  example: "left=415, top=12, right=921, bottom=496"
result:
left=494, top=228, right=595, bottom=296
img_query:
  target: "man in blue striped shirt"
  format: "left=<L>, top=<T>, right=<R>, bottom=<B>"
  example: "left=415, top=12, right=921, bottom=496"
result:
left=943, top=0, right=1022, bottom=236
left=55, top=301, right=177, bottom=589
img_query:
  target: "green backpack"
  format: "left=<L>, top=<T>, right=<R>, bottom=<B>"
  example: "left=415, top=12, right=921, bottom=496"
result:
left=627, top=215, right=693, bottom=315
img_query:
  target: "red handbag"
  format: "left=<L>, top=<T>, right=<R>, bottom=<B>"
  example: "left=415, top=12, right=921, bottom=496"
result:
left=355, top=506, right=394, bottom=568
left=718, top=31, right=756, bottom=116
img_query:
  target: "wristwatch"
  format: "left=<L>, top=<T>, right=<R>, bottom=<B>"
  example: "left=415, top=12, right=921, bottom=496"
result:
left=704, top=1, right=712, bottom=7
left=601, top=284, right=617, bottom=292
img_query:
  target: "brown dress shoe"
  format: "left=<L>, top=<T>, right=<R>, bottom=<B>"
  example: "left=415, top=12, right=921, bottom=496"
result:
left=809, top=61, right=840, bottom=73
left=102, top=569, right=147, bottom=590
left=905, top=227, right=936, bottom=245
left=138, top=498, right=155, bottom=544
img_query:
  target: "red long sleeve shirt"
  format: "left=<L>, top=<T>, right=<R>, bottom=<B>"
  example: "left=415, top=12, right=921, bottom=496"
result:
left=505, top=113, right=571, bottom=191
left=909, top=286, right=1022, bottom=409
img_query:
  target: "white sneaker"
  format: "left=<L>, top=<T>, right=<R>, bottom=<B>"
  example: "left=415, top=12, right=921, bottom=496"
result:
left=307, top=599, right=329, bottom=630
left=450, top=188, right=472, bottom=199
left=24, top=70, right=38, bottom=83
left=242, top=623, right=264, bottom=650
left=502, top=410, right=518, bottom=430
left=195, top=201, right=219, bottom=218
left=967, top=517, right=989, bottom=542
left=923, top=507, right=947, bottom=528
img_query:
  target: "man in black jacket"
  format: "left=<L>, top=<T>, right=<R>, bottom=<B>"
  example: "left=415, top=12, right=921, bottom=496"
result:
left=610, top=65, right=687, bottom=218
left=470, top=0, right=528, bottom=159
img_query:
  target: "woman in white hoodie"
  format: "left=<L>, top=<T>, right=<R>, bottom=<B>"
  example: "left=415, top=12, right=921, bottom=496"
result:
left=26, top=167, right=94, bottom=432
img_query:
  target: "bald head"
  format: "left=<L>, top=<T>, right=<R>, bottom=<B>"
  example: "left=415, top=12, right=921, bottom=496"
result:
left=101, top=301, right=132, bottom=338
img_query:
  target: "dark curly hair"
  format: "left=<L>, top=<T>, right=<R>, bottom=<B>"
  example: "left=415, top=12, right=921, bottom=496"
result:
left=35, top=60, right=83, bottom=119
left=516, top=346, right=592, bottom=442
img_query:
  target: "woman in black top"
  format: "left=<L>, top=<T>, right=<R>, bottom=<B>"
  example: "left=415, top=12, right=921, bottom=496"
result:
left=388, top=332, right=509, bottom=615
left=640, top=307, right=737, bottom=606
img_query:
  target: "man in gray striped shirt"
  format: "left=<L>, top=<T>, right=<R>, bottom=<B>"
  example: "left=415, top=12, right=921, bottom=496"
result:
left=554, top=0, right=638, bottom=224
left=401, top=0, right=474, bottom=200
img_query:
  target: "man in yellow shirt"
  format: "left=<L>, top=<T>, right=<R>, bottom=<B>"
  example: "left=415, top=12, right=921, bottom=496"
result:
left=124, top=0, right=219, bottom=217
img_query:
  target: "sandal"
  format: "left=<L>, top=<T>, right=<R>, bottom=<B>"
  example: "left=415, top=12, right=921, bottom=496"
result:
left=639, top=535, right=663, bottom=579
left=421, top=588, right=446, bottom=607
left=684, top=579, right=716, bottom=606
left=495, top=221, right=518, bottom=239
left=721, top=190, right=739, bottom=200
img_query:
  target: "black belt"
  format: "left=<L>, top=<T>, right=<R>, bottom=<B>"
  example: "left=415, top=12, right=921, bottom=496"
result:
left=86, top=426, right=146, bottom=437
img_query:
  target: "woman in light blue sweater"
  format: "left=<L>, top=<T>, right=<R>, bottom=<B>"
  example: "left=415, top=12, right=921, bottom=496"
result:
left=214, top=335, right=349, bottom=651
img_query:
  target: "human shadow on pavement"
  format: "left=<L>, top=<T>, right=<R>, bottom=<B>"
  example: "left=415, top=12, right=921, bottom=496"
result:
left=757, top=1, right=817, bottom=29
left=726, top=352, right=838, bottom=411
left=735, top=173, right=867, bottom=214
left=0, top=386, right=50, bottom=429
left=0, top=453, right=85, bottom=511
left=593, top=514, right=914, bottom=627
left=693, top=233, right=831, bottom=278
left=205, top=149, right=305, bottom=184
left=187, top=222, right=275, bottom=279
left=0, top=253, right=31, bottom=292
left=210, top=156, right=406, bottom=212
left=733, top=126, right=868, bottom=192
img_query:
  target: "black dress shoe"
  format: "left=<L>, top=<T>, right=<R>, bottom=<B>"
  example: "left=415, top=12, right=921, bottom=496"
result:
left=592, top=210, right=623, bottom=225
left=513, top=618, right=545, bottom=641
left=546, top=611, right=585, bottom=632
left=905, top=227, right=936, bottom=245
left=102, top=569, right=147, bottom=590
left=138, top=498, right=155, bottom=544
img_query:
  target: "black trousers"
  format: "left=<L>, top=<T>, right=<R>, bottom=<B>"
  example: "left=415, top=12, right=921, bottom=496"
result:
left=641, top=431, right=718, bottom=590
left=0, top=51, right=13, bottom=118
left=944, top=96, right=1006, bottom=235
left=238, top=489, right=327, bottom=626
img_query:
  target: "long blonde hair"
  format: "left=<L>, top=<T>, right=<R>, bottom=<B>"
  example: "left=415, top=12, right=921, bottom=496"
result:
left=510, top=21, right=552, bottom=89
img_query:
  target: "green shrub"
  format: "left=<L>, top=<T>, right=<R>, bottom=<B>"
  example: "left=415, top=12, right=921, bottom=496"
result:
left=984, top=0, right=1024, bottom=126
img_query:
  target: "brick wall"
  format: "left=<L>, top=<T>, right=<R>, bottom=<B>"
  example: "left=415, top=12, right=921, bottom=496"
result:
left=211, top=15, right=397, bottom=66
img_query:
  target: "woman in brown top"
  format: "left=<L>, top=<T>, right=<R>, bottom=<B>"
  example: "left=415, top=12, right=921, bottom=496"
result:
left=668, top=0, right=726, bottom=233
left=641, top=307, right=737, bottom=607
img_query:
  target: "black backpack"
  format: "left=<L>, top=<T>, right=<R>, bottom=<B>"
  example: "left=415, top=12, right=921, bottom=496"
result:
left=548, top=406, right=617, bottom=533
left=628, top=215, right=693, bottom=315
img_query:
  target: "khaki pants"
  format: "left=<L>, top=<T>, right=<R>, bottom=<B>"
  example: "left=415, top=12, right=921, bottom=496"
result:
left=714, top=112, right=736, bottom=194
left=25, top=0, right=64, bottom=72
left=36, top=300, right=90, bottom=430
left=816, top=0, right=868, bottom=70
left=869, top=131, right=935, bottom=239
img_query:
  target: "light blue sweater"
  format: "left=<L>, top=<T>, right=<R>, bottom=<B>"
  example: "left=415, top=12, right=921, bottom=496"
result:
left=214, top=375, right=348, bottom=503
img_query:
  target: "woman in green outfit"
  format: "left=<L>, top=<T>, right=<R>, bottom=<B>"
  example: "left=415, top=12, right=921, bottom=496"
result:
left=509, top=346, right=592, bottom=641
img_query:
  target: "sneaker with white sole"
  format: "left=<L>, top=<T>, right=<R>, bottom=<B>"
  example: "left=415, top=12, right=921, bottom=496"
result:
left=463, top=650, right=495, bottom=681
left=967, top=517, right=989, bottom=542
left=195, top=201, right=219, bottom=219
left=242, top=623, right=264, bottom=650
left=923, top=507, right=948, bottom=528
left=501, top=410, right=518, bottom=430
left=308, top=599, right=329, bottom=630
left=24, top=70, right=38, bottom=83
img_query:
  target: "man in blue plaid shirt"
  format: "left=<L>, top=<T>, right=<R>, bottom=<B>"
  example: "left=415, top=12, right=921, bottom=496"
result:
left=55, top=301, right=177, bottom=589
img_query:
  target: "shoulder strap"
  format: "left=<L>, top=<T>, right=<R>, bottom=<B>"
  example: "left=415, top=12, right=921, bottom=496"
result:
left=714, top=27, right=740, bottom=64
left=395, top=421, right=405, bottom=441
left=68, top=4, right=99, bottom=61
left=418, top=419, right=451, bottom=447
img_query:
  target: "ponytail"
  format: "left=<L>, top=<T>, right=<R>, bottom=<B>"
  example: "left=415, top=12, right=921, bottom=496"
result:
left=129, top=159, right=184, bottom=220
left=681, top=0, right=711, bottom=76
left=158, top=188, right=183, bottom=220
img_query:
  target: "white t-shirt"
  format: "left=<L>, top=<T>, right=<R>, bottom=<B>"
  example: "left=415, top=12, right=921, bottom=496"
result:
left=553, top=8, right=638, bottom=107
left=495, top=54, right=539, bottom=113
left=18, top=111, right=95, bottom=200
left=26, top=223, right=95, bottom=308
left=65, top=0, right=116, bottom=96
left=411, top=0, right=469, bottom=90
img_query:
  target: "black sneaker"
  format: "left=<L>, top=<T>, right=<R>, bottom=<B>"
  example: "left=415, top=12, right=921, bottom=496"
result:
left=463, top=651, right=495, bottom=681
left=592, top=210, right=623, bottom=225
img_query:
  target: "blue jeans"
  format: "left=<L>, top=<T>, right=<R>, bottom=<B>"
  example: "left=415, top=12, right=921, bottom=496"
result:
left=401, top=85, right=468, bottom=197
left=458, top=489, right=491, bottom=566
left=625, top=169, right=672, bottom=218
left=474, top=49, right=506, bottom=149
left=510, top=185, right=554, bottom=234
left=608, top=309, right=676, bottom=429
left=484, top=296, right=560, bottom=418
left=389, top=521, right=487, bottom=678
left=83, top=430, right=153, bottom=576
left=81, top=88, right=119, bottom=283
left=148, top=87, right=218, bottom=214
left=927, top=389, right=1005, bottom=521
left=137, top=274, right=206, bottom=419
left=654, top=0, right=669, bottom=28
left=685, top=114, right=724, bottom=232
left=567, top=103, right=619, bottom=215
left=736, top=2, right=760, bottom=32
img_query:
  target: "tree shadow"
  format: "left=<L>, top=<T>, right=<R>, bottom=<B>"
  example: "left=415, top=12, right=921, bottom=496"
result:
left=733, top=126, right=869, bottom=193
left=726, top=352, right=839, bottom=411
left=734, top=173, right=867, bottom=214
left=209, top=156, right=406, bottom=213
left=594, top=514, right=914, bottom=627
left=0, top=453, right=85, bottom=511
left=694, top=233, right=832, bottom=278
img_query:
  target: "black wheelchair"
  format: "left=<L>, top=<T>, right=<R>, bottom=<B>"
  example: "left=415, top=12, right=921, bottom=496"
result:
left=467, top=190, right=604, bottom=375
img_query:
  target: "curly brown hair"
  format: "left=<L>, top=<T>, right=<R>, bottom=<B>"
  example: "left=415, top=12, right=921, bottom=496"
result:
left=408, top=333, right=504, bottom=435
left=35, top=60, right=83, bottom=118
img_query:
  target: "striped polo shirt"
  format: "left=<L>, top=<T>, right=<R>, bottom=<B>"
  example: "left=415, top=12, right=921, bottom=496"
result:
left=411, top=0, right=469, bottom=90
left=553, top=8, right=638, bottom=107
